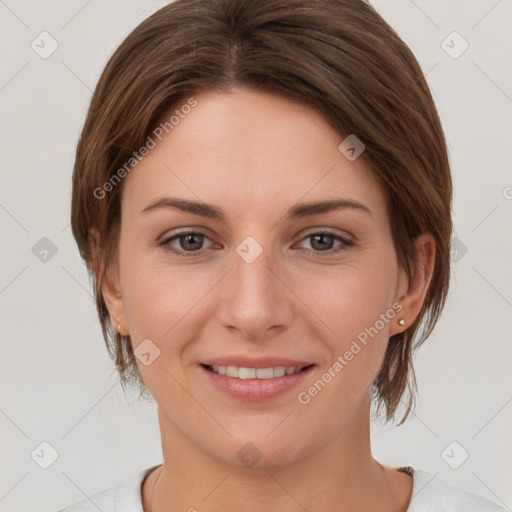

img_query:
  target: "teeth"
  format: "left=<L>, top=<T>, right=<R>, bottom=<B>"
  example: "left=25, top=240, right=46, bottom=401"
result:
left=273, top=366, right=286, bottom=377
left=256, top=368, right=274, bottom=379
left=209, top=364, right=306, bottom=379
left=239, top=367, right=256, bottom=379
left=226, top=365, right=238, bottom=378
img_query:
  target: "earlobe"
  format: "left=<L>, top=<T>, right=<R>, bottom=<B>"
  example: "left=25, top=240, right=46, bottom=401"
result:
left=392, top=233, right=436, bottom=335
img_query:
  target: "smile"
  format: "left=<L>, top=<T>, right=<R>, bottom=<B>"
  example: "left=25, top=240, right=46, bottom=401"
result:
left=204, top=364, right=313, bottom=379
left=200, top=363, right=316, bottom=401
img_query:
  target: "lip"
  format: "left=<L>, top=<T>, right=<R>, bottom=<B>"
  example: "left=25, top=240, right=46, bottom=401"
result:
left=199, top=362, right=316, bottom=402
left=200, top=356, right=314, bottom=368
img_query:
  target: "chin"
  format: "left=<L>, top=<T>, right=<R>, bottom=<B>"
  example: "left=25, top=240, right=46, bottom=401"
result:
left=196, top=426, right=320, bottom=470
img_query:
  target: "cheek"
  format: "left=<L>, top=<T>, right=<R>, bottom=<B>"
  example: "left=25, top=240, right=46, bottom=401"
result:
left=118, top=241, right=224, bottom=361
left=297, top=253, right=398, bottom=391
left=119, top=257, right=207, bottom=398
left=303, top=256, right=397, bottom=341
left=121, top=264, right=205, bottom=339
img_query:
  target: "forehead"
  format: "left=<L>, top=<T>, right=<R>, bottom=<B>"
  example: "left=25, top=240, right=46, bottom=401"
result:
left=121, top=88, right=387, bottom=222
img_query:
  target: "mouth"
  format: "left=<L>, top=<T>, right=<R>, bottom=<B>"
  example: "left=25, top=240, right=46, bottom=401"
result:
left=201, top=363, right=315, bottom=379
left=199, top=362, right=316, bottom=401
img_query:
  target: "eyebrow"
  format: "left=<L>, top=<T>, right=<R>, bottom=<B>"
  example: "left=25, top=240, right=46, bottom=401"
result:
left=141, top=197, right=373, bottom=220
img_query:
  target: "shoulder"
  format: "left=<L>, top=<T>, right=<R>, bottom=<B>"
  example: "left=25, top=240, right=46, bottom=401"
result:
left=55, top=465, right=159, bottom=512
left=407, top=468, right=509, bottom=512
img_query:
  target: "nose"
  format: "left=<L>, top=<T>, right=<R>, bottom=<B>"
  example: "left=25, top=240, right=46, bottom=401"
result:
left=216, top=241, right=294, bottom=341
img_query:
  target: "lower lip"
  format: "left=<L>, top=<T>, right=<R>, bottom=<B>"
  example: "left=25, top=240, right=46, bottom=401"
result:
left=200, top=364, right=315, bottom=401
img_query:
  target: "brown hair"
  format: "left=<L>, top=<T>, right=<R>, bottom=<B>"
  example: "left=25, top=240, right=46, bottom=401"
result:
left=71, top=0, right=452, bottom=424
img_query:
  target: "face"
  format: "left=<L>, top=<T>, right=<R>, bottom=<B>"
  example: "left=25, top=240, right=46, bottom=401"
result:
left=104, top=88, right=414, bottom=468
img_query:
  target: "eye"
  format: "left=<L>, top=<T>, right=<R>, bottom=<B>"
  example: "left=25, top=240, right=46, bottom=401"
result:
left=297, top=230, right=354, bottom=254
left=159, top=229, right=354, bottom=257
left=160, top=231, right=213, bottom=256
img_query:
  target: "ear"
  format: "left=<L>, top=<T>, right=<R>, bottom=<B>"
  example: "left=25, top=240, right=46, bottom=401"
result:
left=390, top=232, right=436, bottom=336
left=88, top=228, right=129, bottom=336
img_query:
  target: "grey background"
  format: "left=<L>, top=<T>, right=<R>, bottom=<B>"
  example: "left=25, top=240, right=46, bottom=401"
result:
left=0, top=1, right=511, bottom=511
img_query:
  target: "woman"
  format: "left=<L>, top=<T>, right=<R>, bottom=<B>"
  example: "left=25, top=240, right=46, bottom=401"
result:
left=59, top=0, right=507, bottom=511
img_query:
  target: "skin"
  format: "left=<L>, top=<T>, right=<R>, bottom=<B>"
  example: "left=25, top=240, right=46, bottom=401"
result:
left=98, top=87, right=435, bottom=512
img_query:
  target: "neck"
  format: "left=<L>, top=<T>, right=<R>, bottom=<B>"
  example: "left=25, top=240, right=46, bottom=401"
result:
left=143, top=396, right=412, bottom=512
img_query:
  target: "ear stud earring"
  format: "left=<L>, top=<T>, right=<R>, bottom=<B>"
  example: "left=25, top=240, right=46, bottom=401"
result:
left=113, top=317, right=122, bottom=332
left=398, top=319, right=406, bottom=326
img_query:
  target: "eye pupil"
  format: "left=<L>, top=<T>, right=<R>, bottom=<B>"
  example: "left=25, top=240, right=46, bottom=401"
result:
left=311, top=233, right=334, bottom=251
left=180, top=233, right=203, bottom=251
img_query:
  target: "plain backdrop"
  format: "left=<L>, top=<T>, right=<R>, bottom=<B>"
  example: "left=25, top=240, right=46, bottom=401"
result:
left=0, top=1, right=511, bottom=511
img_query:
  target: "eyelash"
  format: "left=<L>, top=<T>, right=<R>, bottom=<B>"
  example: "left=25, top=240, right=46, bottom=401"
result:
left=159, top=229, right=354, bottom=257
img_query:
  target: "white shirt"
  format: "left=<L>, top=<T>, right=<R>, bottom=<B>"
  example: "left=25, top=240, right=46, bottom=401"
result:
left=56, top=465, right=509, bottom=512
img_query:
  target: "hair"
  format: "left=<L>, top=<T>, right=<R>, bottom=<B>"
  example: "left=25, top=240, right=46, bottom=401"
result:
left=70, top=0, right=452, bottom=425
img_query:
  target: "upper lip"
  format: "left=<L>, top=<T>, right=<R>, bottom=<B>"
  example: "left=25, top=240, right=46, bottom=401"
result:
left=200, top=356, right=314, bottom=368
